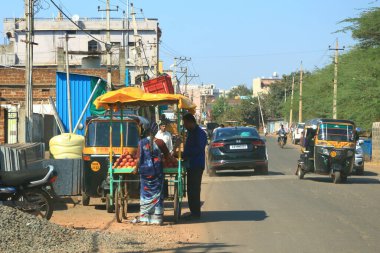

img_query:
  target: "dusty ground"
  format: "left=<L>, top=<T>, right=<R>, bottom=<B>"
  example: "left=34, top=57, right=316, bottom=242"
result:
left=50, top=197, right=200, bottom=252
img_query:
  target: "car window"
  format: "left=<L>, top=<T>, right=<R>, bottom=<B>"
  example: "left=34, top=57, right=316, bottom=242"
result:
left=214, top=128, right=259, bottom=140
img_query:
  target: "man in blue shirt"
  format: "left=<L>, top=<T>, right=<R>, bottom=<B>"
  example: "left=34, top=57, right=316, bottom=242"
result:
left=183, top=113, right=208, bottom=219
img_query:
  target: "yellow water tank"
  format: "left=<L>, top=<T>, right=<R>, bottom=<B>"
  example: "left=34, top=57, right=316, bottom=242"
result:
left=49, top=133, right=85, bottom=159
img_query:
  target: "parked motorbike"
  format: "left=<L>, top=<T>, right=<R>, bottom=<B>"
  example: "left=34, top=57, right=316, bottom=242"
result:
left=278, top=134, right=287, bottom=148
left=0, top=165, right=57, bottom=220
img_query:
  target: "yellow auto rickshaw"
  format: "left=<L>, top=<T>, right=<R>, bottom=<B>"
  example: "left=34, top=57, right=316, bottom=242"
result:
left=297, top=118, right=357, bottom=184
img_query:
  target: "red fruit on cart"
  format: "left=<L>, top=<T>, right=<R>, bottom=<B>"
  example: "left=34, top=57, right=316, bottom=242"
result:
left=126, top=162, right=131, bottom=167
left=130, top=161, right=136, bottom=167
left=126, top=154, right=132, bottom=159
left=122, top=158, right=127, bottom=163
left=128, top=158, right=134, bottom=163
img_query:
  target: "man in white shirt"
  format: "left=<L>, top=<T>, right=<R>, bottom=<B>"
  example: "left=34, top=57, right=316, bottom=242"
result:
left=155, top=122, right=173, bottom=153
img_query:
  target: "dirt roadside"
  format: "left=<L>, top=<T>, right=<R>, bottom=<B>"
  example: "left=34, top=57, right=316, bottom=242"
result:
left=49, top=197, right=201, bottom=252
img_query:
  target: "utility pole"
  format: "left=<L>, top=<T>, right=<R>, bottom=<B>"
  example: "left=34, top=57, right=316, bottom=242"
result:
left=98, top=1, right=119, bottom=89
left=172, top=56, right=191, bottom=94
left=25, top=0, right=34, bottom=142
left=329, top=38, right=345, bottom=119
left=299, top=61, right=303, bottom=123
left=257, top=93, right=265, bottom=132
left=172, top=57, right=178, bottom=93
left=64, top=33, right=74, bottom=133
left=185, top=71, right=199, bottom=94
left=289, top=74, right=295, bottom=128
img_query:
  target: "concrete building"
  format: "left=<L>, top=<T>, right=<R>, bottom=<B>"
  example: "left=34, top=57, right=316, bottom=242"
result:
left=186, top=84, right=219, bottom=122
left=252, top=75, right=281, bottom=96
left=0, top=15, right=160, bottom=144
left=1, top=16, right=160, bottom=85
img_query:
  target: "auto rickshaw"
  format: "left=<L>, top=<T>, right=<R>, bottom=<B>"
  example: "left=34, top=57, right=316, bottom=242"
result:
left=296, top=118, right=357, bottom=184
left=82, top=113, right=145, bottom=210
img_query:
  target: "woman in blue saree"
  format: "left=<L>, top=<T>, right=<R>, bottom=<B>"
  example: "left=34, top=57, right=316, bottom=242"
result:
left=134, top=123, right=165, bottom=225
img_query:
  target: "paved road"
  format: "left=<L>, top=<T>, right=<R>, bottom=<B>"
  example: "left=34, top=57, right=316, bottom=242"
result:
left=178, top=137, right=380, bottom=253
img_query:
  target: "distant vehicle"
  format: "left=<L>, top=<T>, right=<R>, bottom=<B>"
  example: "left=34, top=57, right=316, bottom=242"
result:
left=225, top=120, right=239, bottom=127
left=292, top=122, right=305, bottom=144
left=353, top=140, right=364, bottom=175
left=206, top=127, right=268, bottom=176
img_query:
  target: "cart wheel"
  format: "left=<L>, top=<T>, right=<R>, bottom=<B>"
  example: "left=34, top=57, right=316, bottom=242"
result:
left=122, top=182, right=128, bottom=220
left=115, top=188, right=123, bottom=223
left=174, top=185, right=181, bottom=223
left=106, top=193, right=114, bottom=213
left=333, top=171, right=342, bottom=184
left=82, top=192, right=90, bottom=206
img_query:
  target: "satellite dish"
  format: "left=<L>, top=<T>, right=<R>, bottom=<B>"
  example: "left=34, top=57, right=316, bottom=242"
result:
left=272, top=72, right=278, bottom=78
left=72, top=14, right=80, bottom=22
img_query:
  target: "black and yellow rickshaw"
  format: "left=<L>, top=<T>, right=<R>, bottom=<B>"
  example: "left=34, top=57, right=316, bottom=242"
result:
left=296, top=118, right=357, bottom=184
left=81, top=113, right=144, bottom=211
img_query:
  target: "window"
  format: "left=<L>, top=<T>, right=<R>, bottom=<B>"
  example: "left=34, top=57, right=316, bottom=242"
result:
left=86, top=121, right=139, bottom=147
left=214, top=128, right=259, bottom=141
left=318, top=124, right=354, bottom=142
left=88, top=40, right=99, bottom=52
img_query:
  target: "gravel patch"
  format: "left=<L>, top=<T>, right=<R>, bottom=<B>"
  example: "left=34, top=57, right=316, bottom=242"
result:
left=0, top=205, right=180, bottom=252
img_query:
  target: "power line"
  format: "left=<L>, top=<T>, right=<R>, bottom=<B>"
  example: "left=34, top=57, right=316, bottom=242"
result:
left=193, top=49, right=326, bottom=59
left=49, top=0, right=108, bottom=46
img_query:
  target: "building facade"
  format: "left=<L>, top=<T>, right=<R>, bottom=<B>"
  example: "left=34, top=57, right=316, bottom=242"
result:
left=0, top=15, right=160, bottom=144
left=186, top=84, right=219, bottom=122
left=1, top=16, right=159, bottom=85
left=252, top=77, right=281, bottom=96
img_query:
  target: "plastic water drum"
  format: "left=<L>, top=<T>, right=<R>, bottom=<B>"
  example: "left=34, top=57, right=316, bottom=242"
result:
left=49, top=134, right=85, bottom=159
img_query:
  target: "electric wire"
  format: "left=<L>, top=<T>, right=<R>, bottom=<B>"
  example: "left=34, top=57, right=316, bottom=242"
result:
left=193, top=49, right=326, bottom=59
left=49, top=0, right=108, bottom=46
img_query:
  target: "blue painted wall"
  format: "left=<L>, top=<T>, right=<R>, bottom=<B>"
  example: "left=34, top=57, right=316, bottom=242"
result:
left=56, top=72, right=105, bottom=136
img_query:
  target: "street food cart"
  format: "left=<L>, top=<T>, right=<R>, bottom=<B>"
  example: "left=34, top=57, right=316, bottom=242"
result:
left=94, top=87, right=196, bottom=222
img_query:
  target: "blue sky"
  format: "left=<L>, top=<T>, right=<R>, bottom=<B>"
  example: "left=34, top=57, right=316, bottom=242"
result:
left=1, top=0, right=378, bottom=89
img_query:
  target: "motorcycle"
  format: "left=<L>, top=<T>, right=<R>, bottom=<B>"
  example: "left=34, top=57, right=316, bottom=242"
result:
left=278, top=133, right=287, bottom=148
left=0, top=165, right=57, bottom=220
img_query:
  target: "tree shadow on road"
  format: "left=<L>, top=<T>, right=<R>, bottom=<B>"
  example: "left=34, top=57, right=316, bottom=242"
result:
left=178, top=210, right=268, bottom=224
left=142, top=242, right=237, bottom=253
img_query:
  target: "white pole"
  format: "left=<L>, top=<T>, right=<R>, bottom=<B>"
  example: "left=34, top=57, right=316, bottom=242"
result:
left=65, top=32, right=73, bottom=133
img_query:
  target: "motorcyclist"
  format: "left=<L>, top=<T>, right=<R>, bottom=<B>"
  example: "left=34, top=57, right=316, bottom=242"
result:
left=277, top=124, right=287, bottom=144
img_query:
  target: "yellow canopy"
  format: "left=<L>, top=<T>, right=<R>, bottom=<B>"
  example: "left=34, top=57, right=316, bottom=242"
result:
left=94, top=87, right=196, bottom=114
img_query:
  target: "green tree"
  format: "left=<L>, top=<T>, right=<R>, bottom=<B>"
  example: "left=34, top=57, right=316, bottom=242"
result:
left=228, top=85, right=252, bottom=99
left=340, top=7, right=380, bottom=48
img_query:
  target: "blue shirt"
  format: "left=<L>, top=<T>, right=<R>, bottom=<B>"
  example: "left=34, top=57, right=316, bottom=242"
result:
left=184, top=125, right=208, bottom=169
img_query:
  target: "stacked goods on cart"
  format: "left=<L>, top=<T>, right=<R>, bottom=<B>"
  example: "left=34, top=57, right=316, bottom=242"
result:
left=162, top=155, right=179, bottom=168
left=113, top=151, right=138, bottom=169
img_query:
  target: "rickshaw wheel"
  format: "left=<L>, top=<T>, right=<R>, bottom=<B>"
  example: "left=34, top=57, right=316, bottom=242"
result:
left=106, top=193, right=114, bottom=213
left=122, top=182, right=128, bottom=220
left=174, top=185, right=181, bottom=223
left=297, top=166, right=305, bottom=179
left=115, top=188, right=123, bottom=223
left=333, top=171, right=342, bottom=184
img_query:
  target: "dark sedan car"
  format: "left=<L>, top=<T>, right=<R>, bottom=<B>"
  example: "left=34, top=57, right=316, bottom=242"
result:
left=206, top=127, right=268, bottom=176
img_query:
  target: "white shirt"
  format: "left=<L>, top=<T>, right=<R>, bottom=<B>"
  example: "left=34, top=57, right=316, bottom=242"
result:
left=155, top=130, right=173, bottom=152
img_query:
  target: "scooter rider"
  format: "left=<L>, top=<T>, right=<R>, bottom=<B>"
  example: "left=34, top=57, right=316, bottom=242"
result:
left=277, top=124, right=287, bottom=144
